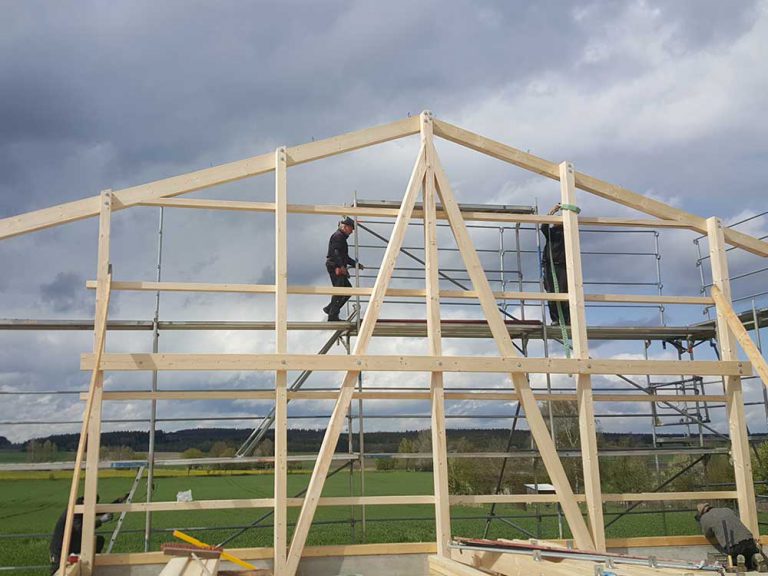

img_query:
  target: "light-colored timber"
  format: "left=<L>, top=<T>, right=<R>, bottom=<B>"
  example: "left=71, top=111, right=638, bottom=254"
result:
left=2, top=111, right=766, bottom=574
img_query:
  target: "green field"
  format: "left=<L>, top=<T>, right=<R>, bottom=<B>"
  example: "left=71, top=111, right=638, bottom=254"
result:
left=0, top=470, right=720, bottom=574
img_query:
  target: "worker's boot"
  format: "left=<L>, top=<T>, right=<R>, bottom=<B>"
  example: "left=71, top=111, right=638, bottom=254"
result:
left=753, top=553, right=768, bottom=572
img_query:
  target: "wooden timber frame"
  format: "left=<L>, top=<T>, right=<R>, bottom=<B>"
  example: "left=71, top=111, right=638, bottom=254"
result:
left=3, top=111, right=768, bottom=576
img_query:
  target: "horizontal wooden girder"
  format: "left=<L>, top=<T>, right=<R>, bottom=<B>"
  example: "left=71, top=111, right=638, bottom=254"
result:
left=81, top=352, right=751, bottom=376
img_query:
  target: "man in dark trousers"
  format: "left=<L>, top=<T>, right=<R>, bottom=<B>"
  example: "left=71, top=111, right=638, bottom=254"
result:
left=50, top=494, right=127, bottom=575
left=540, top=203, right=570, bottom=325
left=696, top=503, right=767, bottom=571
left=324, top=217, right=364, bottom=321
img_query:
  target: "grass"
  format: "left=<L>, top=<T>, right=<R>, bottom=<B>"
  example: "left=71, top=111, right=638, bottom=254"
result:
left=0, top=470, right=750, bottom=574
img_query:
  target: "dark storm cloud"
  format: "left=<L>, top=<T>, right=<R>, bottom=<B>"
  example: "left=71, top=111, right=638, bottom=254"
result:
left=1, top=0, right=767, bottom=441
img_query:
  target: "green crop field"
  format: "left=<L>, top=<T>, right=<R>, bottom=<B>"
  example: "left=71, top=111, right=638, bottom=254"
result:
left=0, top=469, right=735, bottom=574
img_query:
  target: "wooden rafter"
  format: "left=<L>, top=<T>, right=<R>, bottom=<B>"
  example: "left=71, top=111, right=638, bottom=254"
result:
left=430, top=144, right=595, bottom=550
left=284, top=143, right=427, bottom=576
left=0, top=117, right=419, bottom=241
left=433, top=119, right=768, bottom=257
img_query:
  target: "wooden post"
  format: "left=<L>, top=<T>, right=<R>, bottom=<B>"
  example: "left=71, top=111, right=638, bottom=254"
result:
left=559, top=162, right=605, bottom=551
left=80, top=189, right=112, bottom=575
left=431, top=146, right=595, bottom=550
left=422, top=111, right=452, bottom=556
left=285, top=144, right=427, bottom=576
left=707, top=217, right=759, bottom=535
left=274, top=147, right=288, bottom=575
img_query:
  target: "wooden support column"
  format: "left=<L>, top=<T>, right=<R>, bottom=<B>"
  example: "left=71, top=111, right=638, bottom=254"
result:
left=422, top=111, right=452, bottom=556
left=285, top=143, right=427, bottom=576
left=559, top=162, right=605, bottom=551
left=80, top=189, right=113, bottom=575
left=431, top=147, right=595, bottom=550
left=707, top=217, right=759, bottom=535
left=274, top=148, right=288, bottom=575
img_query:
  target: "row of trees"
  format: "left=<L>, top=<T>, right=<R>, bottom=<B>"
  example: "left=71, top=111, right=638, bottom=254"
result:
left=381, top=401, right=739, bottom=497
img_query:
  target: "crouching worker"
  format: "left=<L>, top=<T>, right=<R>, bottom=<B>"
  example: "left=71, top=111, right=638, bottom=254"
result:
left=696, top=502, right=767, bottom=571
left=323, top=216, right=364, bottom=321
left=50, top=494, right=128, bottom=574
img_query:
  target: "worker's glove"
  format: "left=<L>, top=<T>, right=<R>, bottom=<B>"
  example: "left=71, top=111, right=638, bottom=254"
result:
left=113, top=493, right=129, bottom=504
left=335, top=266, right=348, bottom=277
left=99, top=513, right=114, bottom=523
left=357, top=263, right=365, bottom=271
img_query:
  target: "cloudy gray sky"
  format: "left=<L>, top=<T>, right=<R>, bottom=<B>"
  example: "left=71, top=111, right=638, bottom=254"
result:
left=1, top=0, right=768, bottom=443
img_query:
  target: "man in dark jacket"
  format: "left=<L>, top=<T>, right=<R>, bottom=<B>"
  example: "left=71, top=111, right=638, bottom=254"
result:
left=324, top=217, right=364, bottom=321
left=50, top=494, right=126, bottom=575
left=696, top=503, right=767, bottom=570
left=540, top=203, right=570, bottom=325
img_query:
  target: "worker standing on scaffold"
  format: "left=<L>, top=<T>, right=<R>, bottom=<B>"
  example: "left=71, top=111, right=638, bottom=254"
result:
left=540, top=203, right=570, bottom=325
left=323, top=216, right=364, bottom=321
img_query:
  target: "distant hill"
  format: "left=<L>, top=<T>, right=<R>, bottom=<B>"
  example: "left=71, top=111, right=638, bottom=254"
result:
left=9, top=427, right=661, bottom=454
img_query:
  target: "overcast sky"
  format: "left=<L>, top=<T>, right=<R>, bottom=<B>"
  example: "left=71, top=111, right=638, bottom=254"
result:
left=1, top=0, right=768, bottom=444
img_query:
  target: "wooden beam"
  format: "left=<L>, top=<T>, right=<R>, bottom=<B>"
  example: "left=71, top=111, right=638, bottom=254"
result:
left=87, top=279, right=714, bottom=304
left=81, top=490, right=738, bottom=515
left=430, top=145, right=595, bottom=550
left=0, top=117, right=419, bottom=240
left=76, top=189, right=113, bottom=576
left=708, top=217, right=760, bottom=536
left=92, top=390, right=727, bottom=403
left=273, top=147, right=288, bottom=575
left=712, top=285, right=768, bottom=392
left=285, top=143, right=427, bottom=576
left=139, top=197, right=692, bottom=229
left=82, top=353, right=750, bottom=377
left=59, top=274, right=112, bottom=576
left=433, top=119, right=768, bottom=257
left=560, top=162, right=605, bottom=551
left=422, top=112, right=452, bottom=557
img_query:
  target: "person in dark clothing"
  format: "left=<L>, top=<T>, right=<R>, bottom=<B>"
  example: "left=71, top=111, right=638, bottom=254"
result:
left=324, top=217, right=364, bottom=321
left=50, top=494, right=126, bottom=575
left=696, top=503, right=767, bottom=571
left=540, top=203, right=570, bottom=325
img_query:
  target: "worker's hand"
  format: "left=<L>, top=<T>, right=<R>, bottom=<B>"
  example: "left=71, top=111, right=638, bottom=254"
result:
left=99, top=513, right=114, bottom=523
left=113, top=493, right=129, bottom=504
left=357, top=263, right=365, bottom=271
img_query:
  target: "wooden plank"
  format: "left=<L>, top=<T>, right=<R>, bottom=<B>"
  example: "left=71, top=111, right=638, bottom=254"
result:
left=712, top=285, right=768, bottom=392
left=273, top=147, right=288, bottom=576
left=433, top=119, right=768, bottom=257
left=93, top=390, right=727, bottom=403
left=96, top=542, right=439, bottom=566
left=0, top=117, right=419, bottom=240
left=429, top=555, right=490, bottom=576
left=89, top=279, right=713, bottom=305
left=285, top=143, right=427, bottom=576
left=708, top=217, right=760, bottom=536
left=139, top=197, right=691, bottom=229
left=59, top=274, right=112, bottom=576
left=430, top=145, right=594, bottom=550
left=82, top=353, right=751, bottom=377
left=75, top=189, right=113, bottom=576
left=450, top=548, right=595, bottom=576
left=422, top=112, right=452, bottom=558
left=560, top=161, right=605, bottom=551
left=81, top=490, right=737, bottom=514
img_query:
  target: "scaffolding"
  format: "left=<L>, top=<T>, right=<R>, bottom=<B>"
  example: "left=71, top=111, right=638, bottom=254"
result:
left=1, top=112, right=768, bottom=576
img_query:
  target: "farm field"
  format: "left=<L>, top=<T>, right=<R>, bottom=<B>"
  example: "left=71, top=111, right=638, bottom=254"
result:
left=0, top=469, right=727, bottom=574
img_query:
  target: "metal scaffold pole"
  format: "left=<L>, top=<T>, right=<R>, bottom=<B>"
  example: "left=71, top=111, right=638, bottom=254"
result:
left=144, top=206, right=164, bottom=552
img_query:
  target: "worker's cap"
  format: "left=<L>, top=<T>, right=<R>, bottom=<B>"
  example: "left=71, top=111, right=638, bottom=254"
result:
left=340, top=217, right=355, bottom=229
left=697, top=503, right=712, bottom=515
